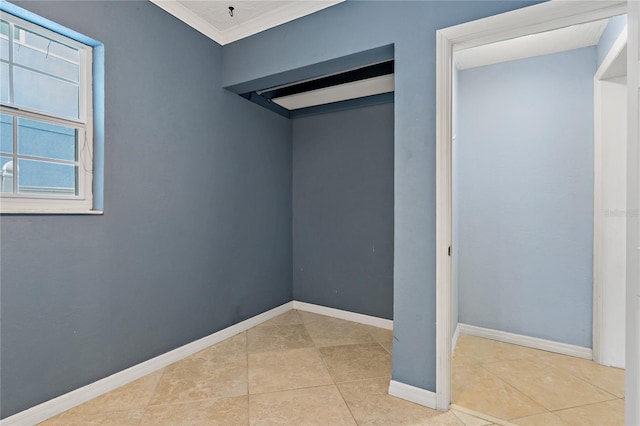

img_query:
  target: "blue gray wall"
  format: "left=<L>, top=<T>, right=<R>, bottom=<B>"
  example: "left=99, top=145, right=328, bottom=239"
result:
left=0, top=1, right=292, bottom=418
left=597, top=14, right=628, bottom=69
left=222, top=0, right=541, bottom=391
left=292, top=103, right=394, bottom=319
left=456, top=47, right=596, bottom=347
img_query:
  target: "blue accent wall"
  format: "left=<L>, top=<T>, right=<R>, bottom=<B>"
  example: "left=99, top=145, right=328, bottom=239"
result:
left=222, top=0, right=542, bottom=392
left=292, top=103, right=394, bottom=319
left=0, top=0, right=292, bottom=418
left=456, top=47, right=596, bottom=347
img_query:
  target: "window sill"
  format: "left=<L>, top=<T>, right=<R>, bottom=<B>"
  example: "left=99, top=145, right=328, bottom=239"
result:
left=0, top=209, right=104, bottom=215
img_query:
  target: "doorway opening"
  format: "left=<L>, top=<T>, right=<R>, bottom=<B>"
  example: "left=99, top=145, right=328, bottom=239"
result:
left=435, top=0, right=635, bottom=420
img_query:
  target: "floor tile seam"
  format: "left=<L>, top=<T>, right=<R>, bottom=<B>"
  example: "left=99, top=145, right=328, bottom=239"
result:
left=547, top=396, right=623, bottom=414
left=333, top=377, right=361, bottom=426
left=316, top=342, right=386, bottom=351
left=138, top=367, right=168, bottom=413
left=450, top=404, right=518, bottom=426
left=248, top=378, right=336, bottom=396
left=145, top=394, right=249, bottom=409
left=451, top=408, right=492, bottom=426
left=471, top=363, right=550, bottom=415
left=317, top=341, right=340, bottom=385
left=246, top=347, right=334, bottom=391
left=66, top=406, right=149, bottom=417
left=488, top=362, right=621, bottom=411
left=508, top=407, right=560, bottom=423
left=477, top=354, right=622, bottom=403
left=247, top=344, right=317, bottom=356
left=247, top=383, right=339, bottom=398
left=315, top=345, right=390, bottom=384
left=580, top=380, right=624, bottom=400
left=334, top=374, right=392, bottom=386
left=363, top=326, right=393, bottom=353
left=335, top=375, right=392, bottom=386
left=248, top=345, right=321, bottom=356
left=245, top=329, right=250, bottom=419
left=522, top=356, right=624, bottom=396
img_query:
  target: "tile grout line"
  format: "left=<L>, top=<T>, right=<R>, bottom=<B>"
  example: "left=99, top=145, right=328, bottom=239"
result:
left=140, top=366, right=167, bottom=418
left=473, top=362, right=548, bottom=418
left=532, top=354, right=625, bottom=401
left=455, top=340, right=623, bottom=423
left=333, top=378, right=360, bottom=426
left=306, top=312, right=364, bottom=425
left=307, top=315, right=360, bottom=425
left=245, top=330, right=251, bottom=426
left=548, top=395, right=625, bottom=414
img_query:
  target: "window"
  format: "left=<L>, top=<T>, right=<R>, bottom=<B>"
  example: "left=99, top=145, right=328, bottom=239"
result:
left=0, top=11, right=93, bottom=213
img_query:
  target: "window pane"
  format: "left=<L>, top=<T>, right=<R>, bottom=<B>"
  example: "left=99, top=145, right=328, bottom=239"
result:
left=13, top=26, right=79, bottom=82
left=0, top=155, right=14, bottom=193
left=0, top=114, right=12, bottom=153
left=0, top=62, right=8, bottom=103
left=18, top=117, right=76, bottom=161
left=0, top=21, right=8, bottom=60
left=17, top=158, right=76, bottom=195
left=14, top=26, right=79, bottom=63
left=14, top=65, right=79, bottom=119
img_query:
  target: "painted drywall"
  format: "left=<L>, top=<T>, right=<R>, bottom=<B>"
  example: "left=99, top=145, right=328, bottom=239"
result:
left=456, top=47, right=596, bottom=347
left=222, top=0, right=542, bottom=392
left=597, top=14, right=628, bottom=69
left=292, top=103, right=394, bottom=319
left=0, top=1, right=292, bottom=418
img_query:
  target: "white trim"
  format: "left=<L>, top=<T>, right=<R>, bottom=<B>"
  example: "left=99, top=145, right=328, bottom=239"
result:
left=435, top=28, right=453, bottom=412
left=0, top=12, right=94, bottom=213
left=452, top=323, right=461, bottom=354
left=0, top=302, right=294, bottom=426
left=435, top=0, right=629, bottom=415
left=595, top=27, right=628, bottom=81
left=149, top=1, right=343, bottom=46
left=458, top=323, right=592, bottom=360
left=593, top=27, right=628, bottom=366
left=292, top=301, right=393, bottom=330
left=148, top=1, right=225, bottom=44
left=593, top=74, right=604, bottom=365
left=626, top=1, right=640, bottom=423
left=388, top=380, right=437, bottom=410
left=442, top=1, right=626, bottom=53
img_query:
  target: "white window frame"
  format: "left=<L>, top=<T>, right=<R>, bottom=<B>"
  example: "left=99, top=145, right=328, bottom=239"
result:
left=0, top=12, right=94, bottom=213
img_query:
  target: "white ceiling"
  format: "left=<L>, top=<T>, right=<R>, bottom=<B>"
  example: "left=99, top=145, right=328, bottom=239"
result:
left=454, top=18, right=610, bottom=70
left=150, top=0, right=344, bottom=45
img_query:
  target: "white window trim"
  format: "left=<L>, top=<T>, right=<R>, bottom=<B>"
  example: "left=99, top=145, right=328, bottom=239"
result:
left=0, top=12, right=95, bottom=214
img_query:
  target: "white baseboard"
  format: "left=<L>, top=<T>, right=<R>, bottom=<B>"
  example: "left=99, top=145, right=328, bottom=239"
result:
left=292, top=301, right=393, bottom=330
left=388, top=380, right=437, bottom=409
left=0, top=301, right=294, bottom=426
left=458, top=323, right=592, bottom=360
left=452, top=323, right=461, bottom=353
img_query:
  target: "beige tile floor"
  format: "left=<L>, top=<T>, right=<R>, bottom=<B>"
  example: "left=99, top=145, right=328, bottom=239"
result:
left=38, top=311, right=624, bottom=425
left=452, top=334, right=626, bottom=425
left=40, top=310, right=488, bottom=426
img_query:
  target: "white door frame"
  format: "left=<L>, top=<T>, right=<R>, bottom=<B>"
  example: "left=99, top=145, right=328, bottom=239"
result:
left=593, top=26, right=628, bottom=367
left=625, top=1, right=639, bottom=422
left=434, top=0, right=629, bottom=412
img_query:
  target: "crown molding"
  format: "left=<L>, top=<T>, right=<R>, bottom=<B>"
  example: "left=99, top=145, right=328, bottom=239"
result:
left=150, top=0, right=344, bottom=46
